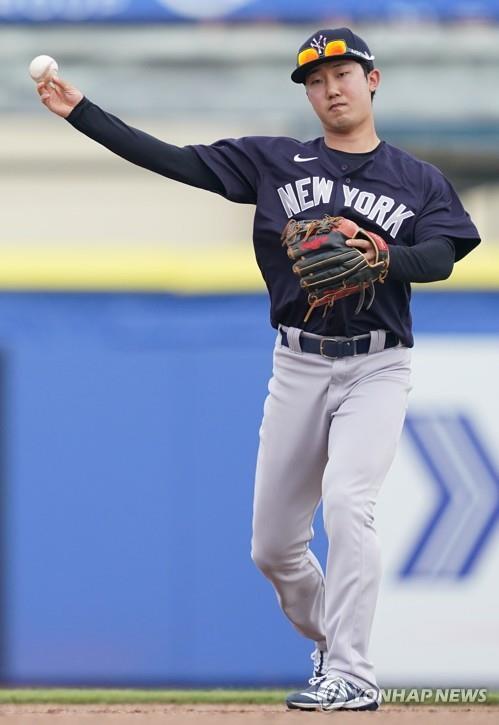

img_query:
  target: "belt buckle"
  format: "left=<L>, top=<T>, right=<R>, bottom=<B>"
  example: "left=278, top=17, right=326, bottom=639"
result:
left=319, top=337, right=356, bottom=359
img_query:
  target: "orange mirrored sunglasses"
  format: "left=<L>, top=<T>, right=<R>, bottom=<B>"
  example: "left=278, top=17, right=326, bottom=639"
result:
left=297, top=39, right=350, bottom=68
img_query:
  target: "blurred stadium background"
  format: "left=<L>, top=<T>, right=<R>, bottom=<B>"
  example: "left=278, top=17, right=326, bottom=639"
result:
left=0, top=0, right=498, bottom=691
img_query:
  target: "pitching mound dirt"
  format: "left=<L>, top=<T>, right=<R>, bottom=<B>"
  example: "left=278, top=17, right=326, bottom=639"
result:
left=0, top=703, right=498, bottom=724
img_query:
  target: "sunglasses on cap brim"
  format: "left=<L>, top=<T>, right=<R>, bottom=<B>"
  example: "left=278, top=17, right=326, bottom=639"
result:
left=297, top=40, right=374, bottom=68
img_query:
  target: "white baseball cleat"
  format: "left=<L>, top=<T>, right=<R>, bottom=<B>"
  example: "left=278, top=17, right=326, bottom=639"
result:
left=286, top=674, right=380, bottom=711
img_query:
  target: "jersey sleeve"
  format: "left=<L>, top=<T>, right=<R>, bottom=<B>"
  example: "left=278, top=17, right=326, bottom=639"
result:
left=413, top=169, right=480, bottom=261
left=188, top=138, right=260, bottom=204
left=66, top=98, right=226, bottom=194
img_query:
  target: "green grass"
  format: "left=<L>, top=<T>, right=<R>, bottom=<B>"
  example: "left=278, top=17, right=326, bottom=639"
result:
left=0, top=689, right=497, bottom=705
left=0, top=689, right=286, bottom=705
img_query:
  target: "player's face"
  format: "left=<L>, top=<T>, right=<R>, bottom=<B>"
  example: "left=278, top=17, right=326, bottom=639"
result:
left=304, top=60, right=380, bottom=134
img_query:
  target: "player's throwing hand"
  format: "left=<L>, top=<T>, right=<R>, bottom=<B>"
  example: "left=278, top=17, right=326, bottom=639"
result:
left=37, top=77, right=83, bottom=118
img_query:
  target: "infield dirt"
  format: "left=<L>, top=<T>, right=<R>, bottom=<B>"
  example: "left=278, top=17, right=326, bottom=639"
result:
left=0, top=704, right=498, bottom=724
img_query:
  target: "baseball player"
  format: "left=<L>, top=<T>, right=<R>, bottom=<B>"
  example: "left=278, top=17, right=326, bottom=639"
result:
left=37, top=27, right=480, bottom=711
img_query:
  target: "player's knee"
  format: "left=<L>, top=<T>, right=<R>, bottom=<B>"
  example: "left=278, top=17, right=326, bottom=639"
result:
left=251, top=542, right=280, bottom=574
left=324, top=487, right=357, bottom=513
left=322, top=483, right=375, bottom=533
left=251, top=538, right=294, bottom=574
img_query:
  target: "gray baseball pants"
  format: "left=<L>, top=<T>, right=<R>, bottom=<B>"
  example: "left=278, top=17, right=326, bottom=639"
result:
left=251, top=327, right=411, bottom=691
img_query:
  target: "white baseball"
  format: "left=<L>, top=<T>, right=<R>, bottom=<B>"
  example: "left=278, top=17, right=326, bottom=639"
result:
left=29, top=55, right=59, bottom=83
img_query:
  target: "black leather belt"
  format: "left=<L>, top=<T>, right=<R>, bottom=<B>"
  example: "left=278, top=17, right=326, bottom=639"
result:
left=280, top=330, right=399, bottom=359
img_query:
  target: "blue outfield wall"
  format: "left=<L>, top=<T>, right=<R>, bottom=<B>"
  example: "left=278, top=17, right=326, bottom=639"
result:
left=0, top=291, right=497, bottom=686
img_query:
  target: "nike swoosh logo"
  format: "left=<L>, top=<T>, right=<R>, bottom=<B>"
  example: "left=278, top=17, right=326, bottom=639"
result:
left=293, top=154, right=318, bottom=163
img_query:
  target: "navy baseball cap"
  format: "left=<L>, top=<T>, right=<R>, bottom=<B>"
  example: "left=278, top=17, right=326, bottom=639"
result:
left=291, top=27, right=375, bottom=84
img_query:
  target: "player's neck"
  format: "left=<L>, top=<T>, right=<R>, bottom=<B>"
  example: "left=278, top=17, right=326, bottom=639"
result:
left=322, top=121, right=380, bottom=154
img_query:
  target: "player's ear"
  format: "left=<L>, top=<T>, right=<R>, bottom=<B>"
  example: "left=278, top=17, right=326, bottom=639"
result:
left=368, top=69, right=381, bottom=94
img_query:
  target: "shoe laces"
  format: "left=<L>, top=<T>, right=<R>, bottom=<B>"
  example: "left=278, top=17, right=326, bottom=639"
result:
left=309, top=674, right=327, bottom=686
left=309, top=648, right=326, bottom=684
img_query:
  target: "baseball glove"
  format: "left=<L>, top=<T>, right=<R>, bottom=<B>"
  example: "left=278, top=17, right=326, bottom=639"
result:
left=281, top=215, right=390, bottom=322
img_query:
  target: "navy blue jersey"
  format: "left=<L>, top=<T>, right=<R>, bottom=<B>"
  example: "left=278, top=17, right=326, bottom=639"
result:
left=191, top=137, right=480, bottom=346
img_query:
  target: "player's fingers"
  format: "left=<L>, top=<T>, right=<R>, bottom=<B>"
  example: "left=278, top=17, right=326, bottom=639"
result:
left=51, top=76, right=72, bottom=91
left=36, top=80, right=53, bottom=96
left=346, top=238, right=369, bottom=249
left=51, top=82, right=65, bottom=96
